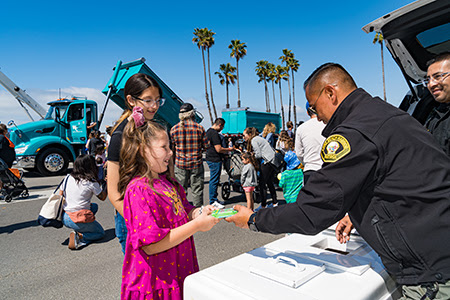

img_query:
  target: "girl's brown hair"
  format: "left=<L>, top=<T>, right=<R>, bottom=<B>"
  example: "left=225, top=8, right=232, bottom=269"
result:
left=278, top=130, right=294, bottom=150
left=112, top=73, right=162, bottom=133
left=118, top=119, right=176, bottom=199
left=241, top=152, right=259, bottom=171
left=244, top=127, right=258, bottom=152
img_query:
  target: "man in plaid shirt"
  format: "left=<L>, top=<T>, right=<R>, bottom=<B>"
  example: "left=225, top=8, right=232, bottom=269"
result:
left=170, top=103, right=208, bottom=207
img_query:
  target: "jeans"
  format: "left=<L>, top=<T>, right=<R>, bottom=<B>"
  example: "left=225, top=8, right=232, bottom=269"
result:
left=206, top=161, right=222, bottom=204
left=62, top=203, right=105, bottom=244
left=115, top=211, right=128, bottom=254
left=174, top=164, right=205, bottom=207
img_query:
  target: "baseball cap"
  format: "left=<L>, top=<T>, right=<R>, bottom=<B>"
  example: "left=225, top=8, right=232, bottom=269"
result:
left=284, top=150, right=301, bottom=170
left=180, top=103, right=194, bottom=113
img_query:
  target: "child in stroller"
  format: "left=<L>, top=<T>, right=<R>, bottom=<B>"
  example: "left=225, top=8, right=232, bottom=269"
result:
left=0, top=159, right=28, bottom=202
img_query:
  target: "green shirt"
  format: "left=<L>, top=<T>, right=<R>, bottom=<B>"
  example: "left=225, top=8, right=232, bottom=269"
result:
left=279, top=168, right=304, bottom=203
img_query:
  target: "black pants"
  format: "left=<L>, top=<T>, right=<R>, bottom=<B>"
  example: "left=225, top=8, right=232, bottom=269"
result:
left=259, top=162, right=277, bottom=207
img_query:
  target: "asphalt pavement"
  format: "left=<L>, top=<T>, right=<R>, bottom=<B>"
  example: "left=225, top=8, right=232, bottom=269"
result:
left=0, top=166, right=283, bottom=299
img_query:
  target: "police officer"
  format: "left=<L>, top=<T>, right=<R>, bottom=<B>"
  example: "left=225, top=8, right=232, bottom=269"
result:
left=227, top=63, right=450, bottom=299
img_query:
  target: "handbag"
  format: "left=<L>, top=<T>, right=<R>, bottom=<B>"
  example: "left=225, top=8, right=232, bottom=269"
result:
left=271, top=147, right=285, bottom=170
left=37, top=175, right=69, bottom=228
left=66, top=209, right=95, bottom=223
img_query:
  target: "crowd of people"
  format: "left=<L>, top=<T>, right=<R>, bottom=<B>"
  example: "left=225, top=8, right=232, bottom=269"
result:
left=4, top=52, right=446, bottom=299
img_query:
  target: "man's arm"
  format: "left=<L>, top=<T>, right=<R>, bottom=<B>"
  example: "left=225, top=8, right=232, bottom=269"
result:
left=227, top=129, right=378, bottom=235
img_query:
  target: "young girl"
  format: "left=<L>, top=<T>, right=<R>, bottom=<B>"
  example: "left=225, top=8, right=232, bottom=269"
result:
left=240, top=152, right=258, bottom=210
left=118, top=109, right=219, bottom=300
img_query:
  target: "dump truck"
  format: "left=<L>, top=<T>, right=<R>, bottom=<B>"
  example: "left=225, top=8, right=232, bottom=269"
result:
left=4, top=58, right=198, bottom=176
left=221, top=107, right=282, bottom=138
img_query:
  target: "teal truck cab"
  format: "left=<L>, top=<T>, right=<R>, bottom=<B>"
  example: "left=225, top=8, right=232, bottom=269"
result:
left=10, top=97, right=99, bottom=176
left=7, top=58, right=198, bottom=176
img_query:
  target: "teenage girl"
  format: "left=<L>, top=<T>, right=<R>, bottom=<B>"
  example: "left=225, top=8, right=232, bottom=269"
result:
left=108, top=73, right=167, bottom=253
left=241, top=152, right=258, bottom=210
left=118, top=109, right=219, bottom=300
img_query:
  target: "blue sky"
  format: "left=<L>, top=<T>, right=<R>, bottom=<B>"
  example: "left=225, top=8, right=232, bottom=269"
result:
left=0, top=0, right=416, bottom=130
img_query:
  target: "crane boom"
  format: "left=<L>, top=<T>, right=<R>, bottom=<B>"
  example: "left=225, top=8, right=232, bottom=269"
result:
left=0, top=70, right=47, bottom=120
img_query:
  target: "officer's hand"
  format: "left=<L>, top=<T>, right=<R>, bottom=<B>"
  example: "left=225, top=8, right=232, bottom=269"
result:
left=335, top=215, right=354, bottom=244
left=225, top=205, right=253, bottom=229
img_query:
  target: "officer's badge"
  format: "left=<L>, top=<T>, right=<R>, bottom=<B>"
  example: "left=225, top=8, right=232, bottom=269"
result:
left=321, top=134, right=351, bottom=163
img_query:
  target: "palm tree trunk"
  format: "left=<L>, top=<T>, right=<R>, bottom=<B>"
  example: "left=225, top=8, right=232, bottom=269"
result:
left=264, top=78, right=270, bottom=112
left=381, top=42, right=387, bottom=102
left=279, top=82, right=285, bottom=130
left=287, top=77, right=292, bottom=122
left=226, top=81, right=230, bottom=108
left=236, top=59, right=241, bottom=107
left=207, top=48, right=217, bottom=118
left=291, top=70, right=297, bottom=126
left=272, top=81, right=277, bottom=113
left=202, top=49, right=213, bottom=124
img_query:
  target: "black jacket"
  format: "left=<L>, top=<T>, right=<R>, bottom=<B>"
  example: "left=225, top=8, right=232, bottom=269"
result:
left=256, top=88, right=450, bottom=285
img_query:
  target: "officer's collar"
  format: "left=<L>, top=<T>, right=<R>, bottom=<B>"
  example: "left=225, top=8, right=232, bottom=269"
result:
left=322, top=88, right=370, bottom=138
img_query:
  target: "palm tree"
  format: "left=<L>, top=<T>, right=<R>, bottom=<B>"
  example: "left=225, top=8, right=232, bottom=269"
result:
left=215, top=63, right=236, bottom=109
left=193, top=27, right=214, bottom=123
left=229, top=40, right=247, bottom=107
left=274, top=65, right=289, bottom=129
left=255, top=60, right=270, bottom=112
left=267, top=63, right=277, bottom=113
left=287, top=57, right=300, bottom=126
left=205, top=29, right=218, bottom=119
left=373, top=32, right=387, bottom=101
left=279, top=49, right=294, bottom=122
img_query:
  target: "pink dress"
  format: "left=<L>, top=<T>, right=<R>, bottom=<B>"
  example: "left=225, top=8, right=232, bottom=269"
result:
left=121, top=175, right=198, bottom=300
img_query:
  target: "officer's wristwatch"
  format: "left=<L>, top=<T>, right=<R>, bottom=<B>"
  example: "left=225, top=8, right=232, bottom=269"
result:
left=248, top=212, right=259, bottom=232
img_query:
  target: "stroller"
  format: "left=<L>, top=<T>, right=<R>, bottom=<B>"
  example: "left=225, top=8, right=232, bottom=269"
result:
left=220, top=150, right=260, bottom=202
left=0, top=159, right=29, bottom=202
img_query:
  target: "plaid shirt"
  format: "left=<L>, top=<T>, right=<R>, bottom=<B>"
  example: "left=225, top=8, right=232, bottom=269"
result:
left=170, top=120, right=208, bottom=169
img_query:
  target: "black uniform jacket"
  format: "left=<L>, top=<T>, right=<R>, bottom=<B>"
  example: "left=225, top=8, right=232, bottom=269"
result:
left=256, top=88, right=450, bottom=285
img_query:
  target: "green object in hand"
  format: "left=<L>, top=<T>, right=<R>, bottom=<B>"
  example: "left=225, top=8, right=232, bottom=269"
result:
left=212, top=208, right=238, bottom=218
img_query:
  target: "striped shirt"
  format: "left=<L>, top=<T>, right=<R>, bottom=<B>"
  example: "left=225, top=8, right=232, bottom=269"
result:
left=279, top=168, right=304, bottom=203
left=170, top=119, right=208, bottom=169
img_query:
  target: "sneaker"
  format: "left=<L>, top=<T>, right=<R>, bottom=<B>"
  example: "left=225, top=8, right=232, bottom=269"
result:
left=68, top=231, right=85, bottom=250
left=273, top=203, right=278, bottom=207
left=211, top=201, right=225, bottom=209
left=68, top=231, right=79, bottom=250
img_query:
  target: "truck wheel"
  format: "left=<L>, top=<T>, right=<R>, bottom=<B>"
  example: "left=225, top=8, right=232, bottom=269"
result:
left=36, top=148, right=69, bottom=176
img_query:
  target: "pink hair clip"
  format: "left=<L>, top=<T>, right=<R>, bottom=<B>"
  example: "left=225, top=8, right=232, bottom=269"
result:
left=132, top=106, right=145, bottom=128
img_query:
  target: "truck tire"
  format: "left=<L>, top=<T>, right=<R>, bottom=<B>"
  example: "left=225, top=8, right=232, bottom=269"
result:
left=36, top=148, right=69, bottom=176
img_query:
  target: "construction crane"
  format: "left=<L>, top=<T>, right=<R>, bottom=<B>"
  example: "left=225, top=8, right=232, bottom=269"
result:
left=0, top=69, right=47, bottom=121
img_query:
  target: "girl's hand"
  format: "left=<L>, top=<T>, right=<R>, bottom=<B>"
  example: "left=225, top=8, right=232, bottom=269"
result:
left=194, top=207, right=219, bottom=232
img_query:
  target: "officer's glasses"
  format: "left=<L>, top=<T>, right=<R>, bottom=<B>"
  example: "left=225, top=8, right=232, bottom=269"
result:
left=423, top=72, right=450, bottom=87
left=133, top=96, right=165, bottom=107
left=308, top=87, right=325, bottom=115
left=308, top=83, right=337, bottom=115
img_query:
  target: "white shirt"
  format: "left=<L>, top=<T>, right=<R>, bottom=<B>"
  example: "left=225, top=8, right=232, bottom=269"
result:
left=295, top=117, right=326, bottom=172
left=62, top=175, right=102, bottom=212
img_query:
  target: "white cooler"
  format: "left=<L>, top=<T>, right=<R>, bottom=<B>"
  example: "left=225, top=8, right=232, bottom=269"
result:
left=184, top=227, right=401, bottom=300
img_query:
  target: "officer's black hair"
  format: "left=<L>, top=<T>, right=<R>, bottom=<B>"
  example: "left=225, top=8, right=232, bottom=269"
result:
left=303, top=63, right=357, bottom=91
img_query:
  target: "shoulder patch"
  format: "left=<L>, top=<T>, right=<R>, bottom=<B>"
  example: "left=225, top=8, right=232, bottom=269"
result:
left=321, top=134, right=351, bottom=163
